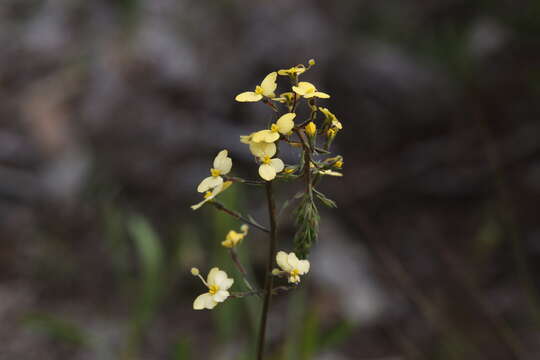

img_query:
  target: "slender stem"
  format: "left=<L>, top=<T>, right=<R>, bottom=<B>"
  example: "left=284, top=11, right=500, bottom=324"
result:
left=229, top=248, right=259, bottom=296
left=256, top=181, right=278, bottom=360
left=210, top=201, right=269, bottom=233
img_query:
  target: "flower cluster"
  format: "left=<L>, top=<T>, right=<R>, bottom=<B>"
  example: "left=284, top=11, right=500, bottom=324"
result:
left=190, top=59, right=342, bottom=313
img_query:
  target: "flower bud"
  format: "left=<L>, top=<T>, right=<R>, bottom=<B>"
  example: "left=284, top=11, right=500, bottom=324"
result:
left=191, top=267, right=200, bottom=276
left=305, top=122, right=317, bottom=137
left=272, top=268, right=281, bottom=276
left=308, top=59, right=316, bottom=66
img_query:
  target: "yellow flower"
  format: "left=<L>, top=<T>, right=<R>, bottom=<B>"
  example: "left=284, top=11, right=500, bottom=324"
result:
left=235, top=72, right=278, bottom=102
left=222, top=224, right=249, bottom=248
left=197, top=150, right=233, bottom=193
left=292, top=81, right=330, bottom=99
left=305, top=122, right=317, bottom=137
left=251, top=113, right=296, bottom=143
left=191, top=181, right=232, bottom=210
left=326, top=128, right=336, bottom=138
left=335, top=160, right=343, bottom=169
left=258, top=154, right=285, bottom=181
left=275, top=251, right=310, bottom=284
left=277, top=64, right=306, bottom=76
left=193, top=267, right=234, bottom=310
left=308, top=59, right=316, bottom=66
left=319, top=107, right=342, bottom=130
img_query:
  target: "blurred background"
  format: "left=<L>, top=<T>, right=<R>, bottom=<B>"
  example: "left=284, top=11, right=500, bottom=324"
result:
left=1, top=0, right=540, bottom=359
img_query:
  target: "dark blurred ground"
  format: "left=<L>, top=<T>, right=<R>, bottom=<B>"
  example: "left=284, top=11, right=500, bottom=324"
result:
left=1, top=1, right=540, bottom=359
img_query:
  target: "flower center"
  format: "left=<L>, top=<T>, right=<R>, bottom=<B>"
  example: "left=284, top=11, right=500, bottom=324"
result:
left=291, top=269, right=300, bottom=276
left=262, top=156, right=272, bottom=165
left=255, top=85, right=264, bottom=95
left=203, top=191, right=213, bottom=199
left=210, top=168, right=221, bottom=177
left=270, top=124, right=279, bottom=133
left=209, top=285, right=219, bottom=295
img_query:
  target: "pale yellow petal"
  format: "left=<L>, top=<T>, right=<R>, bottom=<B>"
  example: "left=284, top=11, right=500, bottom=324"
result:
left=292, top=85, right=307, bottom=96
left=260, top=72, right=277, bottom=96
left=197, top=176, right=223, bottom=193
left=276, top=251, right=292, bottom=271
left=213, top=290, right=230, bottom=303
left=297, top=259, right=310, bottom=274
left=191, top=197, right=210, bottom=210
left=259, top=163, right=276, bottom=181
left=276, top=113, right=296, bottom=134
left=193, top=293, right=216, bottom=310
left=249, top=142, right=276, bottom=158
left=207, top=267, right=220, bottom=286
left=218, top=277, right=234, bottom=290
left=235, top=92, right=263, bottom=102
left=270, top=158, right=284, bottom=173
left=287, top=252, right=300, bottom=268
left=313, top=91, right=330, bottom=99
left=251, top=129, right=279, bottom=143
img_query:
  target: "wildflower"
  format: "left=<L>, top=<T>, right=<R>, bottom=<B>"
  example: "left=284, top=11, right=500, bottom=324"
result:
left=258, top=154, right=284, bottom=181
left=197, top=150, right=233, bottom=193
left=319, top=107, right=342, bottom=131
left=275, top=251, right=310, bottom=284
left=292, top=81, right=330, bottom=99
left=222, top=224, right=249, bottom=248
left=251, top=113, right=296, bottom=143
left=278, top=64, right=306, bottom=76
left=235, top=72, right=278, bottom=102
left=334, top=160, right=343, bottom=169
left=191, top=181, right=232, bottom=210
left=305, top=122, right=317, bottom=137
left=192, top=267, right=234, bottom=310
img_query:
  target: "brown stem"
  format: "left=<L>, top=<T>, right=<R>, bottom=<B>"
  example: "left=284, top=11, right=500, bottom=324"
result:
left=256, top=181, right=278, bottom=360
left=210, top=201, right=269, bottom=234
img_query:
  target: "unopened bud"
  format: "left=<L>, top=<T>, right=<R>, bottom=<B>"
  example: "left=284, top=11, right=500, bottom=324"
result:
left=191, top=267, right=200, bottom=276
left=305, top=122, right=317, bottom=137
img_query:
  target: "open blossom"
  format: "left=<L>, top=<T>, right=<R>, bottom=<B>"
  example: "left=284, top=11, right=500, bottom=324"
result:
left=191, top=181, right=232, bottom=210
left=222, top=224, right=249, bottom=248
left=259, top=155, right=284, bottom=181
left=292, top=81, right=330, bottom=99
left=192, top=267, right=234, bottom=310
left=275, top=251, right=310, bottom=284
left=197, top=150, right=233, bottom=193
left=251, top=113, right=296, bottom=143
left=235, top=72, right=278, bottom=102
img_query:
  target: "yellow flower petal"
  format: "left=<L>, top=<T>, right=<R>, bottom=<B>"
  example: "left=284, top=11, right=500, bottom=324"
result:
left=276, top=251, right=292, bottom=271
left=249, top=142, right=276, bottom=158
left=197, top=176, right=223, bottom=193
left=276, top=113, right=296, bottom=134
left=260, top=72, right=277, bottom=96
left=251, top=129, right=280, bottom=143
left=270, top=158, right=284, bottom=173
left=313, top=91, right=330, bottom=99
left=193, top=293, right=217, bottom=310
left=259, top=163, right=276, bottom=181
left=235, top=92, right=263, bottom=102
left=213, top=150, right=232, bottom=174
